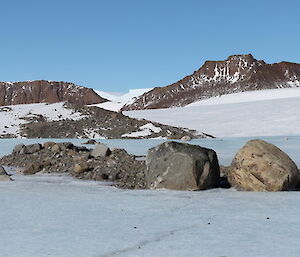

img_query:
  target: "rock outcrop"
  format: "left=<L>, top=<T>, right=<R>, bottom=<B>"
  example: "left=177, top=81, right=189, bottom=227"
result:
left=146, top=141, right=220, bottom=190
left=20, top=104, right=200, bottom=139
left=122, top=54, right=300, bottom=110
left=0, top=80, right=107, bottom=106
left=227, top=139, right=300, bottom=191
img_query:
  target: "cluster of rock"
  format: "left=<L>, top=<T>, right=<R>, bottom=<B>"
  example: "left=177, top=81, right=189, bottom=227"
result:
left=1, top=139, right=299, bottom=192
left=0, top=142, right=146, bottom=189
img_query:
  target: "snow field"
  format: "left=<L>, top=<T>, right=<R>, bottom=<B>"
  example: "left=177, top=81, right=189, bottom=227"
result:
left=124, top=88, right=300, bottom=137
left=187, top=87, right=300, bottom=106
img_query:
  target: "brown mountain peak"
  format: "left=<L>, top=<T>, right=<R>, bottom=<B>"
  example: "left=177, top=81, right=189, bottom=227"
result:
left=122, top=54, right=300, bottom=110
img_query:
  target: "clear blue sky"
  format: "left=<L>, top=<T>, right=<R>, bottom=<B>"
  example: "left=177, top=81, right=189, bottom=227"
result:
left=0, top=0, right=299, bottom=92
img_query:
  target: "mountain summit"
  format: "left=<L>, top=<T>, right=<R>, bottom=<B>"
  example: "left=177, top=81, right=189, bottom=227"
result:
left=122, top=54, right=300, bottom=110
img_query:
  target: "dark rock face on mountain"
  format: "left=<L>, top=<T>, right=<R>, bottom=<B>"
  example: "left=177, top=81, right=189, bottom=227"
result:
left=122, top=54, right=300, bottom=110
left=0, top=80, right=107, bottom=106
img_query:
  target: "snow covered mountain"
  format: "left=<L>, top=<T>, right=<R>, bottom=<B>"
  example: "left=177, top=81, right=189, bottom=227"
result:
left=122, top=54, right=300, bottom=110
left=0, top=80, right=107, bottom=106
left=124, top=87, right=300, bottom=137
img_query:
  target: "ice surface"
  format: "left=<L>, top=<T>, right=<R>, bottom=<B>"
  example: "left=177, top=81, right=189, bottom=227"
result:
left=1, top=174, right=300, bottom=257
left=124, top=88, right=300, bottom=137
left=1, top=136, right=300, bottom=166
left=1, top=137, right=300, bottom=256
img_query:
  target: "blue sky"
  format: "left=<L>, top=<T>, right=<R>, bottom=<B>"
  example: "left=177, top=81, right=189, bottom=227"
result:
left=0, top=0, right=299, bottom=92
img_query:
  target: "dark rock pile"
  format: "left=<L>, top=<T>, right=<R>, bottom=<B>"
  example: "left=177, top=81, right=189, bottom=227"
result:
left=0, top=142, right=146, bottom=189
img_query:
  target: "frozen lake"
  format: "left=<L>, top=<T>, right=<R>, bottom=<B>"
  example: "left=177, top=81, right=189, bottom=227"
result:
left=1, top=137, right=300, bottom=257
left=1, top=136, right=300, bottom=166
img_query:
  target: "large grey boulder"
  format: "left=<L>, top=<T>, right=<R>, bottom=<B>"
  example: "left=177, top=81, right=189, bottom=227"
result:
left=0, top=165, right=12, bottom=181
left=91, top=143, right=111, bottom=158
left=228, top=139, right=300, bottom=191
left=146, top=141, right=220, bottom=190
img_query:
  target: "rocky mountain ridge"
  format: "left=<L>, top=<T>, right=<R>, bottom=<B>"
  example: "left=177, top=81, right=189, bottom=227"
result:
left=122, top=54, right=300, bottom=110
left=0, top=101, right=200, bottom=139
left=0, top=80, right=107, bottom=106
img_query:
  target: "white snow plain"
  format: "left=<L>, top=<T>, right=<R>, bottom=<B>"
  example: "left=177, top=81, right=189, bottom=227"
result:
left=1, top=137, right=300, bottom=257
left=124, top=88, right=300, bottom=137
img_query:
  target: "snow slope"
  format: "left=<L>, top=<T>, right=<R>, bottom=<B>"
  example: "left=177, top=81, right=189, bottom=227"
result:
left=95, top=88, right=153, bottom=111
left=187, top=87, right=300, bottom=106
left=0, top=102, right=84, bottom=137
left=125, top=88, right=300, bottom=137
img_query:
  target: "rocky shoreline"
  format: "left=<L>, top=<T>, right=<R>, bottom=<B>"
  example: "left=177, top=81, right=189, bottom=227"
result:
left=0, top=142, right=146, bottom=189
left=1, top=139, right=300, bottom=192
